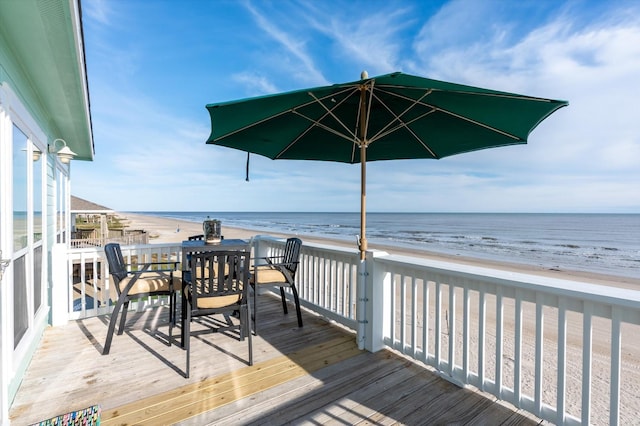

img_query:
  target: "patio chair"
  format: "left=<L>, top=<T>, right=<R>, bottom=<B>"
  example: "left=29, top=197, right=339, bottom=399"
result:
left=250, top=237, right=303, bottom=333
left=181, top=250, right=252, bottom=378
left=102, top=243, right=179, bottom=355
left=188, top=234, right=204, bottom=240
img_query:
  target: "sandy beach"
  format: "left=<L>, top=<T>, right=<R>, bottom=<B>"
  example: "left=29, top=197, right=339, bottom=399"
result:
left=122, top=211, right=640, bottom=290
left=118, top=211, right=639, bottom=423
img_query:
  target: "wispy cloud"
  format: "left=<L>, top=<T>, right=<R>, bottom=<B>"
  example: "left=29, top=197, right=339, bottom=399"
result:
left=242, top=1, right=329, bottom=86
left=231, top=71, right=279, bottom=96
left=82, top=0, right=111, bottom=26
left=302, top=3, right=415, bottom=75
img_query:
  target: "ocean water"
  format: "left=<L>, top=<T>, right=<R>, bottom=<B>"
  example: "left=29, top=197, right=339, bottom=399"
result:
left=134, top=212, right=640, bottom=279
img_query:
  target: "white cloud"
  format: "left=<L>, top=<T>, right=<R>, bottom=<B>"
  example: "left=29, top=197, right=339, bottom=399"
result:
left=242, top=2, right=329, bottom=86
left=304, top=5, right=414, bottom=74
left=82, top=0, right=111, bottom=26
left=231, top=72, right=279, bottom=96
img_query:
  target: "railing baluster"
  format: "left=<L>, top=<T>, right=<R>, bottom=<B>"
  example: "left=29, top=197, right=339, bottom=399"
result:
left=478, top=287, right=486, bottom=392
left=535, top=293, right=544, bottom=416
left=423, top=275, right=430, bottom=365
left=435, top=280, right=442, bottom=370
left=412, top=276, right=418, bottom=359
left=514, top=291, right=523, bottom=408
left=582, top=301, right=593, bottom=425
left=462, top=285, right=470, bottom=382
left=557, top=300, right=567, bottom=425
left=448, top=283, right=456, bottom=377
left=610, top=307, right=622, bottom=426
left=495, top=286, right=504, bottom=399
left=400, top=273, right=407, bottom=353
left=389, top=273, right=397, bottom=348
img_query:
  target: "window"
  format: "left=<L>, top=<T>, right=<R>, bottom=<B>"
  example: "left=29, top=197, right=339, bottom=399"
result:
left=12, top=125, right=28, bottom=251
left=12, top=125, right=29, bottom=346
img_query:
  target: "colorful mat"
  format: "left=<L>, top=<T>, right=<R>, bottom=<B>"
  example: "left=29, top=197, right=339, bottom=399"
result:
left=30, top=405, right=100, bottom=426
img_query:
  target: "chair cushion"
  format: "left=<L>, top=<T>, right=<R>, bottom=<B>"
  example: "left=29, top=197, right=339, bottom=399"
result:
left=118, top=272, right=176, bottom=295
left=196, top=294, right=242, bottom=309
left=251, top=265, right=287, bottom=285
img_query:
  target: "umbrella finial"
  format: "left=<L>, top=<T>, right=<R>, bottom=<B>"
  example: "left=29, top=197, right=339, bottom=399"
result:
left=361, top=70, right=368, bottom=80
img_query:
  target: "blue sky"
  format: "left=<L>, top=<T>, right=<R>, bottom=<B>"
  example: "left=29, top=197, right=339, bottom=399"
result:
left=75, top=0, right=640, bottom=213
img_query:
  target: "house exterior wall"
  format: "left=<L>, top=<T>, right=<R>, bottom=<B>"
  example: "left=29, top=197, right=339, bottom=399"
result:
left=0, top=1, right=92, bottom=423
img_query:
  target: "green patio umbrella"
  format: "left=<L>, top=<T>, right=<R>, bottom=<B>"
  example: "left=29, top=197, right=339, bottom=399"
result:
left=205, top=71, right=567, bottom=260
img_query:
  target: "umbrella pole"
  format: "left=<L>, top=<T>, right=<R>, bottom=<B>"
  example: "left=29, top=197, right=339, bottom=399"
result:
left=358, top=76, right=369, bottom=262
left=359, top=143, right=367, bottom=261
left=357, top=144, right=367, bottom=350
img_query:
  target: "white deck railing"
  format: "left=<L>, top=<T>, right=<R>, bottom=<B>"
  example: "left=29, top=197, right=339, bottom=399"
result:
left=55, top=236, right=640, bottom=425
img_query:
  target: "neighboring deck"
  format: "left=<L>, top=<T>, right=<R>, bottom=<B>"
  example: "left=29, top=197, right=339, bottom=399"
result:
left=11, top=295, right=543, bottom=425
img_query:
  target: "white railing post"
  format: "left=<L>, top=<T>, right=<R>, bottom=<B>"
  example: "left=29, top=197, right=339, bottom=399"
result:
left=362, top=250, right=389, bottom=352
left=51, top=243, right=69, bottom=326
left=357, top=258, right=367, bottom=350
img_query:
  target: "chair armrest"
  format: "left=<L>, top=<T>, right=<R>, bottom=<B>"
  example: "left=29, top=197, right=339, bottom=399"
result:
left=251, top=255, right=287, bottom=266
left=252, top=261, right=298, bottom=271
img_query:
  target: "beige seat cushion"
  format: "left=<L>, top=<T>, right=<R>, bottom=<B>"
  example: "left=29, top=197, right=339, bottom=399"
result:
left=118, top=272, right=177, bottom=295
left=196, top=294, right=242, bottom=309
left=251, top=265, right=287, bottom=285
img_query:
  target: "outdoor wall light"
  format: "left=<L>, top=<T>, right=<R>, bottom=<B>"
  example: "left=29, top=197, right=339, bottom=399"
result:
left=48, top=138, right=77, bottom=164
left=22, top=147, right=42, bottom=161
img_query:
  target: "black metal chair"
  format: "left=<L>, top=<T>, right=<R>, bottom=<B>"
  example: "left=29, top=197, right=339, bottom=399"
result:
left=250, top=237, right=303, bottom=333
left=102, top=243, right=179, bottom=355
left=188, top=234, right=204, bottom=241
left=181, top=250, right=252, bottom=378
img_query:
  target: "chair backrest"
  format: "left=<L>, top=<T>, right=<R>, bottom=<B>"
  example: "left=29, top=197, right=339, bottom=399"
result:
left=282, top=238, right=302, bottom=275
left=104, top=243, right=128, bottom=294
left=188, top=234, right=204, bottom=241
left=188, top=250, right=249, bottom=306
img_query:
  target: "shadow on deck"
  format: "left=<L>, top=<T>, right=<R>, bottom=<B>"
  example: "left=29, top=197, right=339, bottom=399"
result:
left=10, top=295, right=543, bottom=425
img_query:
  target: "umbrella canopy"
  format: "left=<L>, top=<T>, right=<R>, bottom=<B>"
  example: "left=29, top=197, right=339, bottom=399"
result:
left=206, top=71, right=568, bottom=259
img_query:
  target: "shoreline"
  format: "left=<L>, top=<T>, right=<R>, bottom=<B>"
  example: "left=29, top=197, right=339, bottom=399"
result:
left=120, top=211, right=640, bottom=290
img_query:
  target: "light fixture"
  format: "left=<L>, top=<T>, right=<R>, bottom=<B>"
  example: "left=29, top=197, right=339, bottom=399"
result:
left=22, top=147, right=42, bottom=161
left=48, top=138, right=77, bottom=164
left=32, top=148, right=42, bottom=161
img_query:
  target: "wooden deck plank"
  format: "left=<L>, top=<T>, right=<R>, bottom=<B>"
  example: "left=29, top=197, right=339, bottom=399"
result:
left=214, top=351, right=410, bottom=425
left=200, top=352, right=373, bottom=425
left=10, top=295, right=543, bottom=425
left=102, top=337, right=360, bottom=425
left=302, top=361, right=424, bottom=424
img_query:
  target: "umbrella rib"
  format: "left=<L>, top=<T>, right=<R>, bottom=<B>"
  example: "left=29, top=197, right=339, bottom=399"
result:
left=363, top=88, right=439, bottom=157
left=367, top=89, right=432, bottom=143
left=212, top=109, right=291, bottom=142
left=276, top=87, right=361, bottom=159
left=361, top=79, right=375, bottom=146
left=373, top=87, right=525, bottom=141
left=307, top=90, right=359, bottom=139
left=376, top=84, right=558, bottom=103
left=213, top=87, right=357, bottom=143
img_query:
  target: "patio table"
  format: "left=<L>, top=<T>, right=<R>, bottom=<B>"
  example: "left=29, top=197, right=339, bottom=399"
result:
left=181, top=238, right=250, bottom=270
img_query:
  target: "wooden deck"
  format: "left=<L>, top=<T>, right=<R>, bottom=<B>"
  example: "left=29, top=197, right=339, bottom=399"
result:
left=10, top=295, right=544, bottom=425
